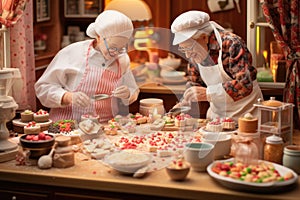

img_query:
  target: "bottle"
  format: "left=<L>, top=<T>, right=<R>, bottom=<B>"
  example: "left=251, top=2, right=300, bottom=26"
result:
left=264, top=135, right=283, bottom=164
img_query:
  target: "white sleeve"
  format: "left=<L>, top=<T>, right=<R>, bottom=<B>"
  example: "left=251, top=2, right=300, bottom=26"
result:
left=206, top=83, right=234, bottom=104
left=118, top=54, right=140, bottom=105
left=34, top=45, right=85, bottom=108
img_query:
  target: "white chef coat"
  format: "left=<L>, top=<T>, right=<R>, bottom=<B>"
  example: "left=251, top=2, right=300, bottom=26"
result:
left=35, top=39, right=139, bottom=116
left=197, top=24, right=263, bottom=122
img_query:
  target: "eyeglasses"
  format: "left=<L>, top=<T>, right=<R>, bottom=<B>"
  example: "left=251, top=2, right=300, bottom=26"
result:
left=178, top=41, right=196, bottom=53
left=103, top=37, right=128, bottom=57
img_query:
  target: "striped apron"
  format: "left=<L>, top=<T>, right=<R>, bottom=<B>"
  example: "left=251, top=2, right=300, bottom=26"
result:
left=50, top=42, right=121, bottom=122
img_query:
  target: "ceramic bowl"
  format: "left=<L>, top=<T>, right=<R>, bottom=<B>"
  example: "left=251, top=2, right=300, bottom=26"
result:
left=19, top=134, right=55, bottom=158
left=166, top=164, right=190, bottom=181
left=202, top=133, right=232, bottom=159
left=183, top=142, right=215, bottom=172
left=104, top=151, right=153, bottom=174
left=160, top=70, right=186, bottom=81
left=19, top=134, right=55, bottom=149
left=159, top=54, right=181, bottom=70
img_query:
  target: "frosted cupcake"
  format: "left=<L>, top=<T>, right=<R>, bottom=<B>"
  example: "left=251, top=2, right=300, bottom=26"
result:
left=24, top=121, right=41, bottom=134
left=206, top=118, right=223, bottom=132
left=20, top=110, right=34, bottom=122
left=33, top=109, right=49, bottom=122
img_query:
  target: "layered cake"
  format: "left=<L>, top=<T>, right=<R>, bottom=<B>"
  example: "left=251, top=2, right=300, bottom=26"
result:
left=206, top=118, right=223, bottom=132
left=24, top=121, right=41, bottom=134
left=238, top=113, right=258, bottom=133
left=20, top=110, right=34, bottom=122
left=175, top=113, right=186, bottom=127
left=222, top=117, right=236, bottom=131
left=33, top=109, right=49, bottom=122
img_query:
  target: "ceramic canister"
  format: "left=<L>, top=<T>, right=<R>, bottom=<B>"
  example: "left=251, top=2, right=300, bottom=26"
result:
left=283, top=145, right=300, bottom=174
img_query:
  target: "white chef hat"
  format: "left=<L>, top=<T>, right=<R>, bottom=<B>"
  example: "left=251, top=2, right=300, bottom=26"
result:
left=86, top=10, right=133, bottom=39
left=171, top=10, right=224, bottom=45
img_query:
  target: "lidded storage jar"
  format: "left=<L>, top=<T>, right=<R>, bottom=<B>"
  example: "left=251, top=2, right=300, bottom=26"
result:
left=283, top=145, right=300, bottom=174
left=264, top=135, right=283, bottom=164
left=139, top=98, right=165, bottom=116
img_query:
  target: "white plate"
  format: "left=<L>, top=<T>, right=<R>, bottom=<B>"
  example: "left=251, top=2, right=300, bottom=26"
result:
left=199, top=127, right=237, bottom=135
left=207, top=158, right=298, bottom=193
left=103, top=150, right=153, bottom=174
left=12, top=119, right=52, bottom=127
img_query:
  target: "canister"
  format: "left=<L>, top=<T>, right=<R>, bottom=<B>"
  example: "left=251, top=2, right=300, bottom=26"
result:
left=283, top=145, right=300, bottom=174
left=264, top=135, right=283, bottom=164
left=139, top=98, right=165, bottom=116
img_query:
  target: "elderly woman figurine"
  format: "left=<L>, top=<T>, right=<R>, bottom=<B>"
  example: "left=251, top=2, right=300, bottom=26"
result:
left=35, top=10, right=139, bottom=122
left=171, top=10, right=263, bottom=121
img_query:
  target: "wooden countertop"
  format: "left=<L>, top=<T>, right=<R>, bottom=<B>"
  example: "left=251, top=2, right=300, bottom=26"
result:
left=0, top=155, right=300, bottom=200
left=1, top=130, right=300, bottom=200
left=137, top=80, right=285, bottom=96
left=138, top=81, right=186, bottom=95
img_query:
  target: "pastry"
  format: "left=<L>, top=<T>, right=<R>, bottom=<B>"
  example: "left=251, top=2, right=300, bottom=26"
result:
left=175, top=113, right=186, bottom=127
left=238, top=113, right=258, bottom=133
left=24, top=121, right=41, bottom=134
left=222, top=117, right=236, bottom=130
left=33, top=109, right=49, bottom=122
left=206, top=119, right=223, bottom=132
left=20, top=110, right=34, bottom=122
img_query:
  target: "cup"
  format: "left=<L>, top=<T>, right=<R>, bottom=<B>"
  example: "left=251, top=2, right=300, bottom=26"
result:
left=183, top=142, right=214, bottom=172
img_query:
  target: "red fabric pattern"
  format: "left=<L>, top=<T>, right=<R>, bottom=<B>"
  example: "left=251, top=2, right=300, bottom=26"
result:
left=261, top=0, right=300, bottom=129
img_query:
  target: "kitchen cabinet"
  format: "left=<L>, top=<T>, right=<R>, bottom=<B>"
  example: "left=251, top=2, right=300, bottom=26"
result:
left=0, top=188, right=50, bottom=200
left=64, top=0, right=102, bottom=18
left=34, top=0, right=62, bottom=68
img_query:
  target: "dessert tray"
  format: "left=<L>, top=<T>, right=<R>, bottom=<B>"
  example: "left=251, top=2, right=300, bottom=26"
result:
left=199, top=127, right=237, bottom=135
left=207, top=158, right=298, bottom=193
left=12, top=119, right=52, bottom=127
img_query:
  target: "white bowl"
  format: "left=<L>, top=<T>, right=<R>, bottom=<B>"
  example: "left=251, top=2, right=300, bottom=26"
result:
left=160, top=70, right=185, bottom=80
left=159, top=54, right=181, bottom=70
left=202, top=134, right=232, bottom=159
left=183, top=142, right=215, bottom=172
left=104, top=151, right=152, bottom=174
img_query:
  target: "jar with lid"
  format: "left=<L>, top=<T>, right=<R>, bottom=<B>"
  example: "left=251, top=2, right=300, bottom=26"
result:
left=283, top=145, right=300, bottom=174
left=264, top=135, right=283, bottom=164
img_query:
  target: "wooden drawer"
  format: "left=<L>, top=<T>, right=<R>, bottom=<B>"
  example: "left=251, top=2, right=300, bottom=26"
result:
left=0, top=189, right=50, bottom=200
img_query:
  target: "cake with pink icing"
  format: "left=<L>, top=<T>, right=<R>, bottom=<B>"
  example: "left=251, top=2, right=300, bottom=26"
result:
left=206, top=118, right=223, bottom=132
left=33, top=109, right=49, bottom=122
left=24, top=121, right=41, bottom=134
left=222, top=117, right=236, bottom=130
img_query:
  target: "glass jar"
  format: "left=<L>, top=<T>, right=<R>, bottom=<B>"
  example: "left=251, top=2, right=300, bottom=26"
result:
left=264, top=135, right=283, bottom=164
left=283, top=145, right=300, bottom=174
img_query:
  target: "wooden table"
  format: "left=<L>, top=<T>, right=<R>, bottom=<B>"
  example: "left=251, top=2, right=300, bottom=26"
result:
left=0, top=130, right=300, bottom=200
left=0, top=150, right=300, bottom=200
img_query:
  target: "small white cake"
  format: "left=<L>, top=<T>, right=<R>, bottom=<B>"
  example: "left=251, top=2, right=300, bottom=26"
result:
left=206, top=119, right=223, bottom=132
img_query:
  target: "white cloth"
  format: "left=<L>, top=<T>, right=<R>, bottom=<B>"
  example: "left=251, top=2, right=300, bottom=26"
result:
left=197, top=24, right=263, bottom=122
left=171, top=10, right=224, bottom=45
left=35, top=40, right=139, bottom=109
left=86, top=10, right=133, bottom=39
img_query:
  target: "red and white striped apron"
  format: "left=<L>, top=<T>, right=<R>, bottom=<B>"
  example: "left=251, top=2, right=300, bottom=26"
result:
left=50, top=42, right=121, bottom=122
